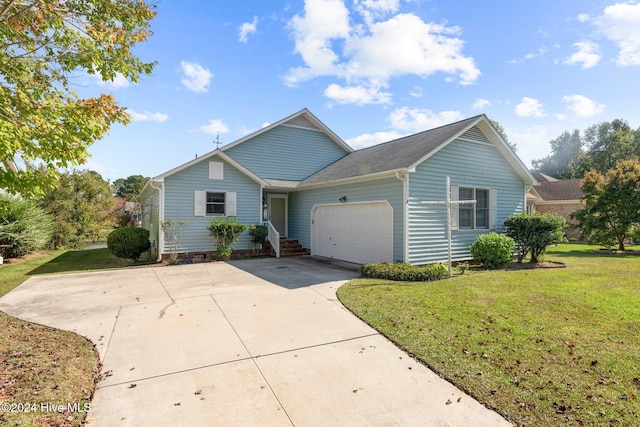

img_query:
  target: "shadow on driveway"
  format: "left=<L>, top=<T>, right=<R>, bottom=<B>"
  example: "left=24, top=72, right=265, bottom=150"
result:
left=228, top=256, right=360, bottom=289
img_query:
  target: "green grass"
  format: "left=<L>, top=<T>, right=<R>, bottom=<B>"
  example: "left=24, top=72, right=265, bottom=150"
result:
left=337, top=244, right=640, bottom=427
left=0, top=248, right=137, bottom=426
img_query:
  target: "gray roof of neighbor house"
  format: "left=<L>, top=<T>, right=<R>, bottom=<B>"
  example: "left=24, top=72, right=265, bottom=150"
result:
left=536, top=179, right=584, bottom=201
left=300, top=115, right=483, bottom=186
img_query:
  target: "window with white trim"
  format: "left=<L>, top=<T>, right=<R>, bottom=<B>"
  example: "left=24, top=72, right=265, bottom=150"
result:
left=206, top=192, right=225, bottom=215
left=459, top=187, right=489, bottom=229
left=451, top=185, right=496, bottom=231
left=194, top=191, right=237, bottom=217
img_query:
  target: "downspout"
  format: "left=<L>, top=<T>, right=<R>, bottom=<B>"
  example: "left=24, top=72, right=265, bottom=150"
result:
left=395, top=171, right=409, bottom=263
left=149, top=180, right=164, bottom=262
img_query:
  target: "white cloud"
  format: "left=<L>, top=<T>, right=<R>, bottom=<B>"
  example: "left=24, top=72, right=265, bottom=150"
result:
left=239, top=16, right=258, bottom=43
left=524, top=47, right=548, bottom=60
left=91, top=72, right=130, bottom=89
left=354, top=0, right=400, bottom=25
left=285, top=0, right=479, bottom=105
left=596, top=2, right=640, bottom=66
left=577, top=13, right=590, bottom=23
left=556, top=113, right=568, bottom=120
left=180, top=61, right=213, bottom=93
left=510, top=47, right=547, bottom=64
left=564, top=41, right=601, bottom=69
left=388, top=107, right=463, bottom=132
left=199, top=119, right=229, bottom=135
left=346, top=130, right=404, bottom=149
left=128, top=109, right=169, bottom=123
left=515, top=97, right=545, bottom=118
left=409, top=86, right=423, bottom=98
left=562, top=94, right=606, bottom=117
left=324, top=82, right=392, bottom=105
left=472, top=98, right=490, bottom=110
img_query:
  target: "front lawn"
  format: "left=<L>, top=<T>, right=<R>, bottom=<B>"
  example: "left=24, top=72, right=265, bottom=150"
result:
left=337, top=244, right=640, bottom=426
left=0, top=249, right=134, bottom=426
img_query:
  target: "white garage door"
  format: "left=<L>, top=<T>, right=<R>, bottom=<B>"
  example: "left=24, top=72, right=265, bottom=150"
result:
left=313, top=202, right=393, bottom=264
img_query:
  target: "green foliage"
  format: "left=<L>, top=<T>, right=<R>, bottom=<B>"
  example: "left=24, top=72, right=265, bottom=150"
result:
left=207, top=217, right=248, bottom=260
left=469, top=232, right=515, bottom=269
left=489, top=119, right=517, bottom=152
left=40, top=170, right=116, bottom=248
left=248, top=224, right=268, bottom=245
left=161, top=219, right=187, bottom=265
left=107, top=227, right=150, bottom=262
left=503, top=212, right=567, bottom=263
left=361, top=262, right=448, bottom=282
left=113, top=175, right=149, bottom=201
left=0, top=194, right=53, bottom=258
left=572, top=159, right=640, bottom=250
left=630, top=225, right=640, bottom=246
left=532, top=129, right=587, bottom=179
left=532, top=119, right=640, bottom=180
left=0, top=0, right=157, bottom=197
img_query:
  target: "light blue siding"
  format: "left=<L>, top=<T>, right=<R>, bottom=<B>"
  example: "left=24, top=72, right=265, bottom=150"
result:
left=407, top=139, right=525, bottom=265
left=289, top=177, right=405, bottom=262
left=224, top=126, right=348, bottom=180
left=163, top=156, right=261, bottom=253
left=140, top=185, right=160, bottom=252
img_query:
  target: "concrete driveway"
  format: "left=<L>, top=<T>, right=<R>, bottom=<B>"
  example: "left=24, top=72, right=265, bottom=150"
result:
left=0, top=257, right=510, bottom=426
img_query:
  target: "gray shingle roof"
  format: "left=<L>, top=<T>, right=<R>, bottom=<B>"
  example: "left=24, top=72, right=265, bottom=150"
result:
left=300, top=115, right=482, bottom=186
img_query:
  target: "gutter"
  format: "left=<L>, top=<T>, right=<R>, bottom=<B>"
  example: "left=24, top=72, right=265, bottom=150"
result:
left=395, top=171, right=410, bottom=263
left=148, top=180, right=164, bottom=262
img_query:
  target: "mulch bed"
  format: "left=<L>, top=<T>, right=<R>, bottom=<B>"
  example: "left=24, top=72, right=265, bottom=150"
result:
left=504, top=260, right=567, bottom=270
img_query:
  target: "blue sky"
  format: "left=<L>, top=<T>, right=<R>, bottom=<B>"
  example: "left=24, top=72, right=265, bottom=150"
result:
left=78, top=0, right=640, bottom=182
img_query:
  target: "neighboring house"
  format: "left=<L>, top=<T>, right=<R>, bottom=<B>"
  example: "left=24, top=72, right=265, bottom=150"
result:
left=528, top=172, right=584, bottom=240
left=139, top=109, right=535, bottom=265
left=113, top=197, right=142, bottom=226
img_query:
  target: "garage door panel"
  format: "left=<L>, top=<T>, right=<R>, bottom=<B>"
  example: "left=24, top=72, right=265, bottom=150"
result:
left=313, top=203, right=393, bottom=265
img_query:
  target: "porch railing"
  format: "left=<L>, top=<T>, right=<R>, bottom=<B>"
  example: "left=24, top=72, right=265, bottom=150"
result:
left=265, top=221, right=280, bottom=258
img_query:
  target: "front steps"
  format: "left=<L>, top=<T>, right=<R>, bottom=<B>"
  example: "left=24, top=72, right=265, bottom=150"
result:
left=267, top=239, right=311, bottom=257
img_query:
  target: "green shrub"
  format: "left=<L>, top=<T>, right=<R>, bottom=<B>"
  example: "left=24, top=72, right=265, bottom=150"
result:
left=470, top=232, right=515, bottom=269
left=248, top=224, right=268, bottom=245
left=107, top=227, right=150, bottom=262
left=361, top=262, right=448, bottom=282
left=207, top=217, right=248, bottom=260
left=504, top=212, right=567, bottom=263
left=0, top=194, right=54, bottom=258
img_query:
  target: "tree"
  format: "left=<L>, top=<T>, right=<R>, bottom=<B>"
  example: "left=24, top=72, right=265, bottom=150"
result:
left=490, top=119, right=517, bottom=152
left=584, top=120, right=637, bottom=174
left=532, top=130, right=587, bottom=179
left=40, top=170, right=116, bottom=248
left=503, top=212, right=567, bottom=264
left=113, top=175, right=149, bottom=200
left=572, top=160, right=640, bottom=251
left=0, top=0, right=157, bottom=197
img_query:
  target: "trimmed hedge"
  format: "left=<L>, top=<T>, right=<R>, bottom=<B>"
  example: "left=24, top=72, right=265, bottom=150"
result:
left=361, top=262, right=448, bottom=282
left=470, top=232, right=515, bottom=269
left=107, top=227, right=150, bottom=262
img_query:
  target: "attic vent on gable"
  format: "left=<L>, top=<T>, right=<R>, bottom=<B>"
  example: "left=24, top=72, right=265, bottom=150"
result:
left=284, top=115, right=320, bottom=131
left=460, top=126, right=492, bottom=144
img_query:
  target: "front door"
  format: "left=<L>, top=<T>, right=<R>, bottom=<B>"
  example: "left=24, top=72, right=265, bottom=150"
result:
left=268, top=194, right=287, bottom=237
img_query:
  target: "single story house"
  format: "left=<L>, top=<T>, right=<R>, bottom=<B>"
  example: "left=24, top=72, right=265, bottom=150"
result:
left=139, top=109, right=536, bottom=265
left=528, top=172, right=584, bottom=240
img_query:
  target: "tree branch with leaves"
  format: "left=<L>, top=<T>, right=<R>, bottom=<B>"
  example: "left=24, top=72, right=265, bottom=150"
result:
left=0, top=0, right=157, bottom=197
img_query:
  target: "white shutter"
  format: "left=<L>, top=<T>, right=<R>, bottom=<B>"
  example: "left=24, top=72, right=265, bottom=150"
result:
left=489, top=189, right=498, bottom=230
left=225, top=192, right=237, bottom=216
left=450, top=185, right=459, bottom=231
left=194, top=191, right=206, bottom=217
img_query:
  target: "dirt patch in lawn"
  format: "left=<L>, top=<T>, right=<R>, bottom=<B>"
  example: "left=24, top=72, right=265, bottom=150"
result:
left=505, top=260, right=567, bottom=270
left=593, top=248, right=640, bottom=255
